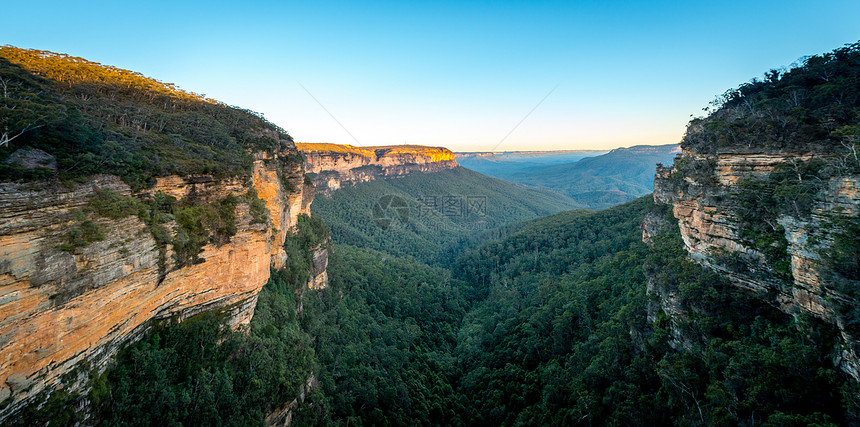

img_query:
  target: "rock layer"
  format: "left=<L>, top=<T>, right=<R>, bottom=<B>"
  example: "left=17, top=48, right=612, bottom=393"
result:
left=653, top=148, right=860, bottom=378
left=0, top=146, right=312, bottom=419
left=296, top=143, right=459, bottom=191
left=307, top=237, right=330, bottom=290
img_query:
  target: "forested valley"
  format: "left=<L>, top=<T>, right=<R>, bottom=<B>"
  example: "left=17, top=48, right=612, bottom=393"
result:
left=4, top=41, right=860, bottom=426
left=22, top=193, right=852, bottom=426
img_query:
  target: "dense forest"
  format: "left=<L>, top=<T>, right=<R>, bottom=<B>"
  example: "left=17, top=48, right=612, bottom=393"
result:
left=453, top=199, right=853, bottom=425
left=306, top=197, right=857, bottom=425
left=311, top=166, right=580, bottom=263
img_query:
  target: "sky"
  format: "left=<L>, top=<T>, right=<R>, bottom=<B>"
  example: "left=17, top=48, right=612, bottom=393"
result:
left=2, top=1, right=859, bottom=152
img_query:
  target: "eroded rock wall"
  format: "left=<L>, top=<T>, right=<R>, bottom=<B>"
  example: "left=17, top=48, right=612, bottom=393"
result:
left=0, top=147, right=311, bottom=418
left=652, top=148, right=860, bottom=378
left=296, top=143, right=459, bottom=191
left=307, top=236, right=330, bottom=290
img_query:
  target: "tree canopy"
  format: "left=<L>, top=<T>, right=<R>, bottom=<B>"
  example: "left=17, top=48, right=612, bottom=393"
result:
left=0, top=46, right=294, bottom=189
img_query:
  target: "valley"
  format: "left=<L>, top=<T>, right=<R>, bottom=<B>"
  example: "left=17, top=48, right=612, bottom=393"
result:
left=457, top=144, right=680, bottom=209
left=0, top=39, right=859, bottom=427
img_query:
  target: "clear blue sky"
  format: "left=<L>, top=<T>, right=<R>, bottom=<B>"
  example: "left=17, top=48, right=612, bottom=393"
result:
left=2, top=1, right=859, bottom=151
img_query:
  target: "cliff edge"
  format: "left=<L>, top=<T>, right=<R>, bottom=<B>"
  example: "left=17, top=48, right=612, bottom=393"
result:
left=297, top=143, right=459, bottom=191
left=0, top=46, right=315, bottom=420
left=649, top=42, right=860, bottom=379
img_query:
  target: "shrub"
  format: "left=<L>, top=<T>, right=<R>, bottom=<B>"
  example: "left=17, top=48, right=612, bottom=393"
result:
left=60, top=219, right=103, bottom=253
left=244, top=189, right=269, bottom=224
left=87, top=189, right=141, bottom=219
left=172, top=196, right=239, bottom=266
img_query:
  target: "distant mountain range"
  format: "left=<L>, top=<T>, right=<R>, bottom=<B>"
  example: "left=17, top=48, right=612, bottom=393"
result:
left=455, top=149, right=605, bottom=176
left=456, top=144, right=680, bottom=209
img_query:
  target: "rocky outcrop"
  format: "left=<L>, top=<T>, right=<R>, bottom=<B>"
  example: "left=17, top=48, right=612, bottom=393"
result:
left=641, top=208, right=668, bottom=248
left=307, top=236, right=330, bottom=290
left=652, top=148, right=860, bottom=378
left=0, top=145, right=312, bottom=419
left=4, top=148, right=57, bottom=172
left=297, top=143, right=459, bottom=191
left=265, top=374, right=318, bottom=427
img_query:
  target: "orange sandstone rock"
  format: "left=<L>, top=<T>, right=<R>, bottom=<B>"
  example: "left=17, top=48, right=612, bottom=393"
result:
left=296, top=143, right=459, bottom=191
left=0, top=147, right=311, bottom=419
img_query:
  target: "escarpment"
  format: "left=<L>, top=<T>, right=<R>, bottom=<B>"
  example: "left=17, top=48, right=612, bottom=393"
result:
left=296, top=143, right=459, bottom=191
left=0, top=145, right=313, bottom=417
left=646, top=43, right=860, bottom=379
left=652, top=149, right=860, bottom=376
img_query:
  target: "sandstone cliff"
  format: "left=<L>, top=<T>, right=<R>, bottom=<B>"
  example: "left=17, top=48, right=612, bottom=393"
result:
left=651, top=147, right=860, bottom=378
left=307, top=236, right=330, bottom=290
left=296, top=143, right=459, bottom=191
left=0, top=144, right=313, bottom=419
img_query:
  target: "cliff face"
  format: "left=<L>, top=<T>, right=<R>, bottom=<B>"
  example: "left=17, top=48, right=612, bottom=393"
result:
left=296, top=143, right=459, bottom=191
left=307, top=236, right=330, bottom=290
left=0, top=145, right=313, bottom=417
left=265, top=374, right=318, bottom=427
left=652, top=147, right=860, bottom=378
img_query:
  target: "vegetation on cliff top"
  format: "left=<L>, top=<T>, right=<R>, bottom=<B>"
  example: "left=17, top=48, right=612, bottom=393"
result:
left=297, top=142, right=458, bottom=165
left=297, top=142, right=455, bottom=160
left=684, top=41, right=860, bottom=159
left=296, top=143, right=376, bottom=157
left=0, top=46, right=294, bottom=189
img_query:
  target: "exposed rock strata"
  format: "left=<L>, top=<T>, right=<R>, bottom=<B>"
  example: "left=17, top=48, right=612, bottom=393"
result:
left=307, top=237, right=330, bottom=290
left=296, top=143, right=459, bottom=191
left=652, top=148, right=860, bottom=378
left=0, top=147, right=312, bottom=419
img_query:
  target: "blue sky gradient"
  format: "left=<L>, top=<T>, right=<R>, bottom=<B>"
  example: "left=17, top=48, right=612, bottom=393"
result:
left=2, top=1, right=859, bottom=151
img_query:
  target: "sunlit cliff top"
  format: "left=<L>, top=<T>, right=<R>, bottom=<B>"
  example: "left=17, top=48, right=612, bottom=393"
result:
left=296, top=143, right=456, bottom=161
left=0, top=45, right=210, bottom=102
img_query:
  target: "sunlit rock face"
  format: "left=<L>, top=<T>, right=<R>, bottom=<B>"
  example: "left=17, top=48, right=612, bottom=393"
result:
left=296, top=143, right=459, bottom=191
left=652, top=147, right=860, bottom=379
left=0, top=145, right=312, bottom=419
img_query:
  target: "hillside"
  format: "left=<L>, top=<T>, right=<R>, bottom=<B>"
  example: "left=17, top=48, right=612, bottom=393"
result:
left=311, top=166, right=582, bottom=263
left=654, top=41, right=860, bottom=379
left=0, top=46, right=297, bottom=190
left=0, top=47, right=314, bottom=422
left=457, top=145, right=679, bottom=209
left=511, top=144, right=679, bottom=208
left=455, top=149, right=604, bottom=178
